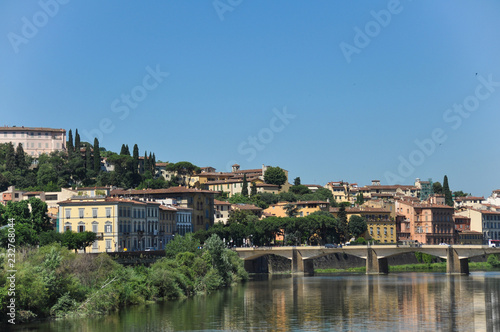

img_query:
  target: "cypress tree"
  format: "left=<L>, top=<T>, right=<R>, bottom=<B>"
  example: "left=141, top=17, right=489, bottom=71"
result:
left=251, top=182, right=257, bottom=197
left=5, top=143, right=16, bottom=171
left=15, top=143, right=27, bottom=170
left=67, top=129, right=74, bottom=153
left=152, top=153, right=156, bottom=173
left=93, top=138, right=101, bottom=173
left=74, top=129, right=81, bottom=155
left=85, top=144, right=92, bottom=172
left=143, top=151, right=149, bottom=174
left=241, top=174, right=248, bottom=197
left=120, top=144, right=128, bottom=155
left=443, top=175, right=453, bottom=206
left=133, top=144, right=139, bottom=173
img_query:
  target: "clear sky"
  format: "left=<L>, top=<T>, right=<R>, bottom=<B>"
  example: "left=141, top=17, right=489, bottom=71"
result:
left=1, top=1, right=499, bottom=197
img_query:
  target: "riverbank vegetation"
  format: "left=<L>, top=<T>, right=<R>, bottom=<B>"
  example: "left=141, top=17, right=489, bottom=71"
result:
left=0, top=234, right=248, bottom=324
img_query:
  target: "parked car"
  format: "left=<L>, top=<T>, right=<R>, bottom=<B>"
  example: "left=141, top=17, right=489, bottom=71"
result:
left=325, top=244, right=337, bottom=248
left=145, top=247, right=155, bottom=251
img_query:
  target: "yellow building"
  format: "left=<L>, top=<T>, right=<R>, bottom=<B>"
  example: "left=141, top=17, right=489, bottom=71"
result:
left=58, top=196, right=162, bottom=252
left=329, top=207, right=396, bottom=243
left=264, top=201, right=329, bottom=218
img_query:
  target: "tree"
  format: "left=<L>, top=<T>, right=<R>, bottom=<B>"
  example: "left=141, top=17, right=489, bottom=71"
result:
left=250, top=182, right=257, bottom=197
left=85, top=144, right=92, bottom=172
left=74, top=129, right=81, bottom=154
left=294, top=177, right=301, bottom=186
left=453, top=191, right=468, bottom=197
left=15, top=143, right=28, bottom=170
left=348, top=215, right=367, bottom=239
left=443, top=175, right=453, bottom=206
left=355, top=193, right=365, bottom=205
left=120, top=144, right=130, bottom=156
left=284, top=203, right=299, bottom=217
left=433, top=182, right=443, bottom=195
left=93, top=138, right=101, bottom=173
left=5, top=142, right=16, bottom=171
left=264, top=166, right=287, bottom=189
left=133, top=144, right=139, bottom=173
left=290, top=185, right=311, bottom=196
left=337, top=205, right=348, bottom=243
left=67, top=129, right=74, bottom=153
left=241, top=174, right=248, bottom=197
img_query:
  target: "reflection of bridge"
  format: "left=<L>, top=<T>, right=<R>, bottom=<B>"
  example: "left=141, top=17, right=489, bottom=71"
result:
left=234, top=245, right=500, bottom=275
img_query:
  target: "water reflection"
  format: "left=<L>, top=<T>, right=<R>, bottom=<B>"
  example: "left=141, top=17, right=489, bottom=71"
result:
left=12, top=272, right=500, bottom=332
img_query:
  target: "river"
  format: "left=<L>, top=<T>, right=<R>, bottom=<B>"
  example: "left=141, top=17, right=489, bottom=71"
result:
left=12, top=272, right=500, bottom=331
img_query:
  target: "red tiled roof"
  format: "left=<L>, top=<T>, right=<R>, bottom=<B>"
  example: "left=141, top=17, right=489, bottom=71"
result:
left=214, top=199, right=231, bottom=205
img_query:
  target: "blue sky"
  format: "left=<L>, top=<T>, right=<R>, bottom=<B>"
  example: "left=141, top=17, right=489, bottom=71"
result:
left=1, top=1, right=499, bottom=196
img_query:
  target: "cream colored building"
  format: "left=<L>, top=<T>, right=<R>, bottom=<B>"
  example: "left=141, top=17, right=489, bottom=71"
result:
left=58, top=196, right=161, bottom=252
left=0, top=126, right=66, bottom=157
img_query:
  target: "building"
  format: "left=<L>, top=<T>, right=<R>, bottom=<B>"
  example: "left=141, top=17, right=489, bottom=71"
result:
left=200, top=164, right=290, bottom=196
left=159, top=205, right=177, bottom=247
left=263, top=201, right=329, bottom=218
left=1, top=186, right=25, bottom=203
left=0, top=126, right=66, bottom=157
left=110, top=187, right=215, bottom=232
left=214, top=199, right=232, bottom=224
left=454, top=215, right=471, bottom=232
left=396, top=199, right=456, bottom=245
left=455, top=207, right=500, bottom=243
left=454, top=196, right=486, bottom=210
left=457, top=231, right=483, bottom=245
left=329, top=206, right=396, bottom=243
left=58, top=196, right=162, bottom=252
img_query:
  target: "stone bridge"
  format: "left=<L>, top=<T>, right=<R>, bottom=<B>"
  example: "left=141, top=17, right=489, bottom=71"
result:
left=234, top=245, right=500, bottom=275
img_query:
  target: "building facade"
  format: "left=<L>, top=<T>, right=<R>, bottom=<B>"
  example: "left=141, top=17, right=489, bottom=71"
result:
left=58, top=196, right=162, bottom=252
left=396, top=199, right=456, bottom=245
left=0, top=126, right=66, bottom=157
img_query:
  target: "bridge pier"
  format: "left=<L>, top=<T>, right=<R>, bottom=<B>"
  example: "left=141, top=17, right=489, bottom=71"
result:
left=366, top=248, right=389, bottom=275
left=292, top=248, right=314, bottom=275
left=446, top=248, right=469, bottom=275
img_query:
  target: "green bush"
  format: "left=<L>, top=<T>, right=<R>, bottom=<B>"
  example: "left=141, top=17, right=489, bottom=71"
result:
left=487, top=254, right=500, bottom=268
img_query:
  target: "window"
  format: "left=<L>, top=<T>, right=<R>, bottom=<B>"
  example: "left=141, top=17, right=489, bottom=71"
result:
left=66, top=209, right=71, bottom=219
left=105, top=223, right=112, bottom=233
left=45, top=143, right=49, bottom=148
left=65, top=223, right=72, bottom=231
left=92, top=222, right=98, bottom=233
left=106, top=208, right=111, bottom=218
left=92, top=208, right=98, bottom=218
left=79, top=208, right=84, bottom=219
left=92, top=241, right=98, bottom=249
left=78, top=224, right=85, bottom=232
left=106, top=240, right=111, bottom=250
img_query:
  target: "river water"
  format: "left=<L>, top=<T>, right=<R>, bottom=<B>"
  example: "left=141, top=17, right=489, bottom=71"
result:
left=12, top=272, right=500, bottom=331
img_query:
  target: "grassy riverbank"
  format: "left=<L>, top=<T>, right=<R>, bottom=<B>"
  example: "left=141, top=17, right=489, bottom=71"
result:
left=0, top=234, right=248, bottom=324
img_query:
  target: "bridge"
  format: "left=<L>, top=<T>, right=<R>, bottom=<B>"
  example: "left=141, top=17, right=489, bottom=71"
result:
left=234, top=245, right=500, bottom=275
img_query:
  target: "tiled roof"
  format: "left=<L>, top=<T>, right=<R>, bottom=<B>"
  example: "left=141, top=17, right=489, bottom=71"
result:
left=111, top=187, right=216, bottom=196
left=214, top=199, right=231, bottom=205
left=0, top=126, right=65, bottom=132
left=232, top=203, right=262, bottom=211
